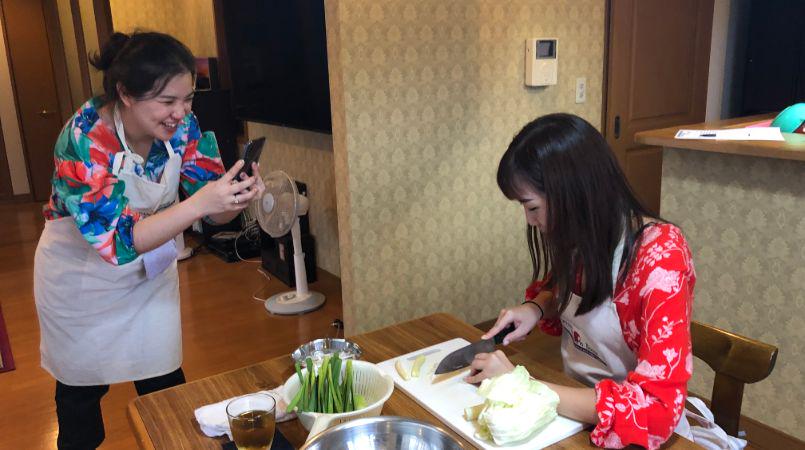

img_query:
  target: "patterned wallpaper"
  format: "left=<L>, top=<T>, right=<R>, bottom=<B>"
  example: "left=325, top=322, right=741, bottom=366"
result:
left=247, top=124, right=341, bottom=277
left=662, top=148, right=805, bottom=439
left=326, top=0, right=606, bottom=334
left=110, top=0, right=217, bottom=57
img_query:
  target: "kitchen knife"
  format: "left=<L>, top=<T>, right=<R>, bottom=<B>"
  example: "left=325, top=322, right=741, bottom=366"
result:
left=434, top=323, right=516, bottom=374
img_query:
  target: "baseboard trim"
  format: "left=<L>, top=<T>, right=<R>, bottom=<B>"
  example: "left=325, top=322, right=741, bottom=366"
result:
left=0, top=193, right=33, bottom=203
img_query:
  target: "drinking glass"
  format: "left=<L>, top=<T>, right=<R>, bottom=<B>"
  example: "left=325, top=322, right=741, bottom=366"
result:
left=226, top=393, right=276, bottom=450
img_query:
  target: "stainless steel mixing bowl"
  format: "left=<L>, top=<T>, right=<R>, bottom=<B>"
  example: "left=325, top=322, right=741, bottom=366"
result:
left=299, top=416, right=464, bottom=450
left=291, top=338, right=363, bottom=368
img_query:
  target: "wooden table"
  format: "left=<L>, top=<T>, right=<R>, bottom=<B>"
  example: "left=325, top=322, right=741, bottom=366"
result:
left=129, top=313, right=699, bottom=449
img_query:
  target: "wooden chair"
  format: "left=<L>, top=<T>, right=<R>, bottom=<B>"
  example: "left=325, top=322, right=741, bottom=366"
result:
left=691, top=321, right=778, bottom=436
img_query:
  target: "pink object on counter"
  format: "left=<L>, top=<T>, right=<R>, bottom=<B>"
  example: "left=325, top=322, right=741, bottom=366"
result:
left=746, top=119, right=774, bottom=128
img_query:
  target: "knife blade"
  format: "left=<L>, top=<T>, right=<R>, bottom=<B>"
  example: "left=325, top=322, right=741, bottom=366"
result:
left=434, top=324, right=516, bottom=374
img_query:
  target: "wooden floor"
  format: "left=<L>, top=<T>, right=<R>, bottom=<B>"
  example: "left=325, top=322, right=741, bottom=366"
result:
left=0, top=202, right=343, bottom=449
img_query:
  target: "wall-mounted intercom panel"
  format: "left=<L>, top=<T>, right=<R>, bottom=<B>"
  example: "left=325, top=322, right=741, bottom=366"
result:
left=525, top=38, right=558, bottom=87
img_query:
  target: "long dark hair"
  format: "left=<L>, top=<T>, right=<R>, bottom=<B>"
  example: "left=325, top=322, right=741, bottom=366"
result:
left=89, top=31, right=195, bottom=104
left=497, top=113, right=658, bottom=315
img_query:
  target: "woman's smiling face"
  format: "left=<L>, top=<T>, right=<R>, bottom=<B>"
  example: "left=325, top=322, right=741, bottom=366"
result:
left=121, top=72, right=194, bottom=142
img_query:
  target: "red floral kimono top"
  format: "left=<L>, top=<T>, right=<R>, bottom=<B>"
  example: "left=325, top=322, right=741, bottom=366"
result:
left=528, top=223, right=695, bottom=449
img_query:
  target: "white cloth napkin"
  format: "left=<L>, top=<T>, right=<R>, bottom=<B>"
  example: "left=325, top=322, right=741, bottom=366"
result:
left=194, top=387, right=296, bottom=440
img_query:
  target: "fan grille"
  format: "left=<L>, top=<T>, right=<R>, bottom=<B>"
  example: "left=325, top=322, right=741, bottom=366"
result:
left=257, top=171, right=298, bottom=237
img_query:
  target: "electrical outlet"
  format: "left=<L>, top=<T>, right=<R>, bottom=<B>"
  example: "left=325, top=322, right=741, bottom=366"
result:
left=575, top=77, right=586, bottom=103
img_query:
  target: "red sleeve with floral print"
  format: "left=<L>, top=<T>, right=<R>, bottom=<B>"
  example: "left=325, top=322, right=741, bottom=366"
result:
left=592, top=223, right=695, bottom=449
left=523, top=224, right=695, bottom=449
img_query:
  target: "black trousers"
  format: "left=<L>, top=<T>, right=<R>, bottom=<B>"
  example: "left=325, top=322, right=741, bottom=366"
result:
left=55, top=368, right=186, bottom=450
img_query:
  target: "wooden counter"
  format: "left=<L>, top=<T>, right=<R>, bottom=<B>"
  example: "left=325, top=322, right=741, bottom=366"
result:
left=635, top=114, right=805, bottom=161
left=637, top=115, right=805, bottom=441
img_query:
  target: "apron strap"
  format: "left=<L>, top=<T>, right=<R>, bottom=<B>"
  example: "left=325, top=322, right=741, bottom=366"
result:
left=113, top=104, right=177, bottom=173
left=611, top=233, right=626, bottom=291
left=113, top=105, right=134, bottom=155
left=112, top=152, right=124, bottom=176
left=164, top=139, right=176, bottom=157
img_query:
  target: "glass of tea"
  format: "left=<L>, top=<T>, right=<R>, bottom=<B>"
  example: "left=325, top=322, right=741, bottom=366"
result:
left=226, top=393, right=276, bottom=450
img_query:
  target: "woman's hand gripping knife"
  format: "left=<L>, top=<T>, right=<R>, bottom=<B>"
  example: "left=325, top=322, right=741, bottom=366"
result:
left=464, top=290, right=551, bottom=384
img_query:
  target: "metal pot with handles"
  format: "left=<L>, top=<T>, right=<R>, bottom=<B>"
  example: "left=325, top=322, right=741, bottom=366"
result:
left=300, top=416, right=464, bottom=450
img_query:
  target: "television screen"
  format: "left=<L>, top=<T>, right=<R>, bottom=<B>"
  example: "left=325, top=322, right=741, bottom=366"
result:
left=221, top=0, right=332, bottom=133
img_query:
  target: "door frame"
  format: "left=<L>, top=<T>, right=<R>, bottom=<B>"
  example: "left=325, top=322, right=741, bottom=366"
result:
left=0, top=0, right=98, bottom=201
left=601, top=0, right=612, bottom=133
left=43, top=0, right=75, bottom=124
left=92, top=0, right=112, bottom=48
left=0, top=0, right=32, bottom=199
left=0, top=0, right=75, bottom=199
left=0, top=110, right=11, bottom=199
left=69, top=0, right=92, bottom=100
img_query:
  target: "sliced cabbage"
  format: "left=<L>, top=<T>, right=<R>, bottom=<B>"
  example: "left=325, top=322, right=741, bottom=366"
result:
left=471, top=366, right=559, bottom=445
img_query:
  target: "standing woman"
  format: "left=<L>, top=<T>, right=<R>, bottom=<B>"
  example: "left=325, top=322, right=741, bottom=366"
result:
left=33, top=32, right=264, bottom=449
left=468, top=114, right=695, bottom=449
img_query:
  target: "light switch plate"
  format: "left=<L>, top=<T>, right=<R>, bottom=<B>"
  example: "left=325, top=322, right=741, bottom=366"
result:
left=575, top=77, right=586, bottom=103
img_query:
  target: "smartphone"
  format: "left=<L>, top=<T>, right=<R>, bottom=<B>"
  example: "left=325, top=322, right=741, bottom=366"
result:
left=237, top=137, right=265, bottom=178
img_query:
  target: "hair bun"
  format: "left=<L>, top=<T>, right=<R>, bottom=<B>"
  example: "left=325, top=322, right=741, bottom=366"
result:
left=89, top=32, right=130, bottom=71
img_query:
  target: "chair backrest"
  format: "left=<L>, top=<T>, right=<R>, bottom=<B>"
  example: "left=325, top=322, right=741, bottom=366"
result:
left=691, top=321, right=778, bottom=436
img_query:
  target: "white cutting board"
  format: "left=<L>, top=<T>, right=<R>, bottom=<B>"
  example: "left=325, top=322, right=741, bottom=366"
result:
left=378, top=338, right=585, bottom=449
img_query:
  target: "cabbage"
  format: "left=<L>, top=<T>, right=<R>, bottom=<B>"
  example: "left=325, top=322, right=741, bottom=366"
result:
left=471, top=366, right=559, bottom=445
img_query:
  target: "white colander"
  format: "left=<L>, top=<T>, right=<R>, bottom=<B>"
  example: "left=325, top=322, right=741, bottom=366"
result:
left=282, top=360, right=394, bottom=440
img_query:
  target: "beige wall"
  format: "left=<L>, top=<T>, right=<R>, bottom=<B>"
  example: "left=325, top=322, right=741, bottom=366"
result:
left=326, top=0, right=606, bottom=334
left=663, top=148, right=805, bottom=439
left=110, top=0, right=217, bottom=57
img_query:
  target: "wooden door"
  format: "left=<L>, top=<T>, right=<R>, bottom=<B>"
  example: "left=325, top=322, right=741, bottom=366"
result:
left=0, top=0, right=70, bottom=201
left=604, top=0, right=714, bottom=214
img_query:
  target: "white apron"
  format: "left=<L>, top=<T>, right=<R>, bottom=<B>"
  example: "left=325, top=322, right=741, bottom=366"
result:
left=559, top=237, right=692, bottom=439
left=34, top=108, right=183, bottom=386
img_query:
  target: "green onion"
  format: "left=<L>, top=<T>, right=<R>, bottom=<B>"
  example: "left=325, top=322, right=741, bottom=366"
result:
left=290, top=356, right=361, bottom=414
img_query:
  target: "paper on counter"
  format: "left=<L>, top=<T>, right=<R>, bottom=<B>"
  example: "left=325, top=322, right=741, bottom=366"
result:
left=675, top=127, right=784, bottom=141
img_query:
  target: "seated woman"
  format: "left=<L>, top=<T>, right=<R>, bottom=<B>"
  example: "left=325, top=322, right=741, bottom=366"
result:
left=467, top=113, right=695, bottom=449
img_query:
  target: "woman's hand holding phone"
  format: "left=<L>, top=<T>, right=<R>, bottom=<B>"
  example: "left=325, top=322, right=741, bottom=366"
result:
left=229, top=136, right=267, bottom=206
left=237, top=137, right=265, bottom=178
left=237, top=161, right=266, bottom=202
left=189, top=161, right=256, bottom=217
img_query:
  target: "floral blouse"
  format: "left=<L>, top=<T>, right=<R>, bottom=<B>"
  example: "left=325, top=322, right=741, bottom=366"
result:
left=43, top=98, right=224, bottom=266
left=527, top=223, right=695, bottom=449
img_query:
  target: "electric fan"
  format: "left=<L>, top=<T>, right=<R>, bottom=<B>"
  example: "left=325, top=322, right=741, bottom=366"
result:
left=256, top=170, right=325, bottom=314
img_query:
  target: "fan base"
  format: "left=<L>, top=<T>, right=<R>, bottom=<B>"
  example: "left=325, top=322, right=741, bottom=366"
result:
left=265, top=291, right=325, bottom=315
left=177, top=246, right=194, bottom=261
